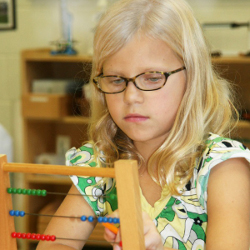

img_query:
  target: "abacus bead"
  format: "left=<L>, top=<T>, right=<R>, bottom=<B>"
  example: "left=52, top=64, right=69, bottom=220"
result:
left=97, top=217, right=103, bottom=223
left=16, top=232, right=22, bottom=238
left=51, top=235, right=56, bottom=241
left=103, top=217, right=108, bottom=223
left=81, top=216, right=87, bottom=221
left=20, top=211, right=25, bottom=217
left=31, top=233, right=36, bottom=240
left=7, top=188, right=12, bottom=193
left=108, top=217, right=113, bottom=223
left=21, top=233, right=26, bottom=239
left=14, top=210, right=20, bottom=216
left=11, top=232, right=17, bottom=238
left=12, top=188, right=17, bottom=194
left=36, top=189, right=42, bottom=196
left=26, top=233, right=31, bottom=239
left=22, top=189, right=27, bottom=195
left=41, top=234, right=46, bottom=241
left=36, top=234, right=41, bottom=240
left=45, top=235, right=51, bottom=241
left=113, top=217, right=119, bottom=224
left=41, top=190, right=47, bottom=196
left=17, top=188, right=22, bottom=194
left=9, top=210, right=15, bottom=216
left=27, top=189, right=32, bottom=195
left=88, top=216, right=94, bottom=222
left=31, top=189, right=37, bottom=195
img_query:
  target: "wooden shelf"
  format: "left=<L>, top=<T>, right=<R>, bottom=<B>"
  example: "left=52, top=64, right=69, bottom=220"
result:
left=24, top=116, right=90, bottom=124
left=61, top=116, right=90, bottom=124
left=237, top=120, right=250, bottom=129
left=212, top=56, right=250, bottom=64
left=22, top=48, right=92, bottom=63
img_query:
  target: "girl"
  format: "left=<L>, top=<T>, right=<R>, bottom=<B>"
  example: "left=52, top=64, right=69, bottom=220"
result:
left=37, top=0, right=250, bottom=249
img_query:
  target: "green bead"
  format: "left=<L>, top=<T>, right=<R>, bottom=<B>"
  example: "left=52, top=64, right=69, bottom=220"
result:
left=12, top=188, right=17, bottom=194
left=110, top=194, right=117, bottom=200
left=7, top=188, right=12, bottom=193
left=41, top=190, right=47, bottom=196
left=22, top=189, right=27, bottom=195
left=36, top=189, right=42, bottom=196
left=27, top=189, right=32, bottom=195
left=31, top=189, right=37, bottom=195
left=17, top=188, right=22, bottom=194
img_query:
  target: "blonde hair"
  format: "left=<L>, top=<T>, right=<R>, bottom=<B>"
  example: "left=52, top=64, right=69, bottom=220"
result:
left=87, top=0, right=238, bottom=194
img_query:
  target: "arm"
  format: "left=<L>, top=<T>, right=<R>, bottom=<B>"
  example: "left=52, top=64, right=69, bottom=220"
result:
left=36, top=184, right=96, bottom=250
left=206, top=157, right=250, bottom=250
left=104, top=210, right=176, bottom=250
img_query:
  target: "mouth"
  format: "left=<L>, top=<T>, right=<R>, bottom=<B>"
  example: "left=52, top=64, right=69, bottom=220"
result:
left=124, top=114, right=149, bottom=122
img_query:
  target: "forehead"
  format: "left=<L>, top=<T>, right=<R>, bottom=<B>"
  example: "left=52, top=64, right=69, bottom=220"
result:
left=102, top=35, right=181, bottom=75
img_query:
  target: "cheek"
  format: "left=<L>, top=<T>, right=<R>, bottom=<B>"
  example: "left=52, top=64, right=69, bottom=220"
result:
left=105, top=96, right=120, bottom=118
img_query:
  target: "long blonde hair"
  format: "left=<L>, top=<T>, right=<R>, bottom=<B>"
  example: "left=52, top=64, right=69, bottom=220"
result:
left=87, top=0, right=238, bottom=194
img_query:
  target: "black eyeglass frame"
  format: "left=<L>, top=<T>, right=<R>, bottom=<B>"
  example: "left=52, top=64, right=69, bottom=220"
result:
left=93, top=66, right=186, bottom=94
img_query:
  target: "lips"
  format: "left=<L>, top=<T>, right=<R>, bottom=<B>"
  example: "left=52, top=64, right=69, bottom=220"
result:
left=124, top=114, right=149, bottom=122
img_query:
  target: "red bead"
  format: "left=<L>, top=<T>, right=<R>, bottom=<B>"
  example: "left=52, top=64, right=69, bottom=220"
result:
left=26, top=233, right=31, bottom=239
left=40, top=234, right=46, bottom=241
left=21, top=233, right=26, bottom=239
left=51, top=235, right=56, bottom=241
left=16, top=233, right=22, bottom=238
left=119, top=241, right=123, bottom=247
left=45, top=235, right=51, bottom=241
left=31, top=233, right=36, bottom=240
left=11, top=232, right=17, bottom=238
left=36, top=234, right=41, bottom=240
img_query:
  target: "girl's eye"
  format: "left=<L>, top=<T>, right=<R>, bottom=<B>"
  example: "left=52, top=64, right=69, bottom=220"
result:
left=106, top=77, right=125, bottom=85
left=113, top=78, right=124, bottom=84
left=143, top=74, right=164, bottom=83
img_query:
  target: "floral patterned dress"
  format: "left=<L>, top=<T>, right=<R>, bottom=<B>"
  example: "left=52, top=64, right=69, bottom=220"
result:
left=66, top=133, right=250, bottom=250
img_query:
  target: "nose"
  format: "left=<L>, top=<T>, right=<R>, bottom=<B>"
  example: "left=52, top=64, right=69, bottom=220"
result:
left=123, top=80, right=143, bottom=105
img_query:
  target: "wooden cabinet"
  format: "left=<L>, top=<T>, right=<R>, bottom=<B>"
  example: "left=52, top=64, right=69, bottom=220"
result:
left=21, top=49, right=110, bottom=250
left=21, top=48, right=92, bottom=164
left=212, top=56, right=250, bottom=148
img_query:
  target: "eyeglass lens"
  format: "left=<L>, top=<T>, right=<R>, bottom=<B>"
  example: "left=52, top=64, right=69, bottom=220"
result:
left=99, top=72, right=166, bottom=93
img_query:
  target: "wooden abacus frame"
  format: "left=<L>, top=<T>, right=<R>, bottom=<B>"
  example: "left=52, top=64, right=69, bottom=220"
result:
left=0, top=154, right=145, bottom=250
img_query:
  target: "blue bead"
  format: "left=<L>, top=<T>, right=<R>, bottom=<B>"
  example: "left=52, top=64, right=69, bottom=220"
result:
left=108, top=217, right=113, bottom=223
left=9, top=210, right=15, bottom=216
left=20, top=211, right=25, bottom=217
left=113, top=217, right=119, bottom=224
left=88, top=216, right=94, bottom=222
left=113, top=218, right=119, bottom=224
left=97, top=217, right=103, bottom=223
left=103, top=217, right=108, bottom=223
left=81, top=216, right=87, bottom=221
left=14, top=210, right=20, bottom=216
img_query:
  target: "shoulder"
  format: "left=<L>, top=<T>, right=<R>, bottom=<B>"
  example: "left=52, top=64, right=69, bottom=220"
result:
left=195, top=133, right=250, bottom=209
left=198, top=133, right=250, bottom=173
left=65, top=142, right=99, bottom=167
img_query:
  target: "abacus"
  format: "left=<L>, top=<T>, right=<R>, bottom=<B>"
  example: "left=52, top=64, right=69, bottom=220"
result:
left=0, top=154, right=145, bottom=250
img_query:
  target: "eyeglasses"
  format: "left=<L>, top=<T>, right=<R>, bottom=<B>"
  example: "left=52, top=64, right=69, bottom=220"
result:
left=93, top=66, right=186, bottom=94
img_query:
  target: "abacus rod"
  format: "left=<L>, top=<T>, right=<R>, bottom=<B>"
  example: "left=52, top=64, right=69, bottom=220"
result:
left=47, top=191, right=106, bottom=197
left=2, top=163, right=116, bottom=178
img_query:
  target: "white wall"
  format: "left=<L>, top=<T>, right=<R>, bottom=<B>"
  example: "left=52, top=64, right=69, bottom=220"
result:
left=188, top=0, right=250, bottom=54
left=0, top=0, right=249, bottom=163
left=0, top=0, right=114, bottom=162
